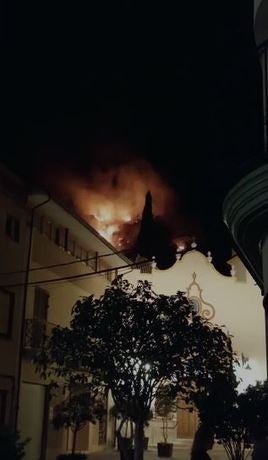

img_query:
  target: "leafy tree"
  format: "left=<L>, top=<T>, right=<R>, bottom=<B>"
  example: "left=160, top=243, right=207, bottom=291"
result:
left=206, top=388, right=251, bottom=460
left=194, top=377, right=268, bottom=460
left=52, top=387, right=105, bottom=455
left=34, top=327, right=106, bottom=457
left=36, top=277, right=234, bottom=460
left=244, top=380, right=268, bottom=435
left=155, top=388, right=177, bottom=444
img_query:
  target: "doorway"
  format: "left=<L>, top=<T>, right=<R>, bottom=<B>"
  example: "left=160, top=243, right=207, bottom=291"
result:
left=18, top=382, right=48, bottom=460
left=177, top=399, right=198, bottom=439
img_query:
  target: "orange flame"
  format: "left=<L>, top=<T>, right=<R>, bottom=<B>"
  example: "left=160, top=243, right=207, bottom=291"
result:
left=43, top=158, right=177, bottom=250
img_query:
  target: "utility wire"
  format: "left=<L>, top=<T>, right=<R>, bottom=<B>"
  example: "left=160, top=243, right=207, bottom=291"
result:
left=0, top=249, right=133, bottom=276
left=43, top=267, right=136, bottom=289
left=0, top=260, right=148, bottom=289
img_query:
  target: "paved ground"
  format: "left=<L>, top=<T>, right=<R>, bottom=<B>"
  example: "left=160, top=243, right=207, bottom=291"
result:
left=87, top=447, right=230, bottom=460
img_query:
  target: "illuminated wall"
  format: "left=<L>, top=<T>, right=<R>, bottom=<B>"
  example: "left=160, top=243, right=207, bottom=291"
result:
left=126, top=250, right=266, bottom=391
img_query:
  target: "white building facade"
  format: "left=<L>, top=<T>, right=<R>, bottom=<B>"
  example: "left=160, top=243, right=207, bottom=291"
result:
left=125, top=249, right=267, bottom=443
left=0, top=165, right=130, bottom=460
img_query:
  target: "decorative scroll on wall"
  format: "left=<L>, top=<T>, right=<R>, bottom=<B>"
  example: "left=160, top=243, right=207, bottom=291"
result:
left=186, top=272, right=215, bottom=321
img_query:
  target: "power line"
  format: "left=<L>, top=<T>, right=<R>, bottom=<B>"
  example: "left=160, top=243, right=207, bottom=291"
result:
left=0, top=249, right=133, bottom=276
left=43, top=267, right=135, bottom=289
left=0, top=260, right=147, bottom=289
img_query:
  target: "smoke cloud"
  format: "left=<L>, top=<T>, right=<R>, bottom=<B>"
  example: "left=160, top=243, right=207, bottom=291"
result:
left=41, top=154, right=178, bottom=251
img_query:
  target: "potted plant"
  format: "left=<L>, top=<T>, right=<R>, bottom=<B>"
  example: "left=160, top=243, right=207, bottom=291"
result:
left=143, top=409, right=153, bottom=451
left=110, top=405, right=134, bottom=460
left=111, top=404, right=152, bottom=458
left=155, top=389, right=177, bottom=458
left=52, top=386, right=106, bottom=460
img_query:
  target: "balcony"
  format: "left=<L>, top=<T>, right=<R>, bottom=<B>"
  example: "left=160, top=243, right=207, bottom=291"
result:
left=24, top=318, right=57, bottom=355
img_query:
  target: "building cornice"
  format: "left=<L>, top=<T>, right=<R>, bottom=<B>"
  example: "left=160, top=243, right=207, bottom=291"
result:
left=223, top=164, right=268, bottom=290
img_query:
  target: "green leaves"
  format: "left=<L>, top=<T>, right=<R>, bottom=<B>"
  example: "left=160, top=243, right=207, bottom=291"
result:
left=52, top=386, right=106, bottom=432
left=35, top=277, right=234, bottom=432
left=194, top=375, right=268, bottom=459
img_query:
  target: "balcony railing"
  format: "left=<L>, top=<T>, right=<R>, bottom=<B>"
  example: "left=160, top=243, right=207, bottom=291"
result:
left=24, top=318, right=57, bottom=352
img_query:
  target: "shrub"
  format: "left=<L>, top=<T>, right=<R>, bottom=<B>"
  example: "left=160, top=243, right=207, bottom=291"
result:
left=0, top=426, right=29, bottom=460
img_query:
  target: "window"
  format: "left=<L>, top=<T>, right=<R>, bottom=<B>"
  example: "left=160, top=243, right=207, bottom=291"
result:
left=55, top=227, right=61, bottom=246
left=86, top=251, right=96, bottom=269
left=68, top=239, right=76, bottom=256
left=32, top=287, right=49, bottom=348
left=0, top=288, right=14, bottom=337
left=140, top=262, right=152, bottom=274
left=34, top=287, right=49, bottom=322
left=38, top=215, right=45, bottom=233
left=5, top=215, right=20, bottom=242
left=44, top=219, right=54, bottom=240
left=106, top=270, right=113, bottom=283
left=55, top=227, right=64, bottom=248
left=34, top=214, right=44, bottom=233
left=81, top=248, right=88, bottom=265
left=64, top=228, right=69, bottom=251
left=75, top=245, right=83, bottom=260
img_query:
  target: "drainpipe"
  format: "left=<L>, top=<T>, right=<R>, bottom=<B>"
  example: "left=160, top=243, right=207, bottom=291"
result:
left=15, top=192, right=51, bottom=428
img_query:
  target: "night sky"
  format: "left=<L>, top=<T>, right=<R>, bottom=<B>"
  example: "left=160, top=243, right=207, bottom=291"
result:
left=2, top=0, right=266, bottom=272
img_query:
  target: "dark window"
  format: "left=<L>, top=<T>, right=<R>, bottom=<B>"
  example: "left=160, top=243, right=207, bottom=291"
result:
left=55, top=227, right=66, bottom=248
left=55, top=228, right=61, bottom=246
left=106, top=270, right=113, bottom=282
left=0, top=289, right=14, bottom=337
left=140, top=263, right=152, bottom=274
left=0, top=390, right=7, bottom=424
left=81, top=248, right=87, bottom=264
left=34, top=287, right=49, bottom=322
left=5, top=215, right=20, bottom=242
left=75, top=246, right=82, bottom=260
left=64, top=228, right=69, bottom=251
left=69, top=239, right=76, bottom=256
left=38, top=216, right=45, bottom=233
left=44, top=220, right=54, bottom=240
left=32, top=287, right=49, bottom=348
left=86, top=251, right=96, bottom=269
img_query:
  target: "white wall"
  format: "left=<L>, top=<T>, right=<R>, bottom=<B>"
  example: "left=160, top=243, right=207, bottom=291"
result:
left=18, top=382, right=46, bottom=460
left=126, top=250, right=267, bottom=389
left=22, top=230, right=113, bottom=457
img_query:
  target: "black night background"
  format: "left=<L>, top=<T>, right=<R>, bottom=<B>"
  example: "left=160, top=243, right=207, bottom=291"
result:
left=2, top=0, right=266, bottom=271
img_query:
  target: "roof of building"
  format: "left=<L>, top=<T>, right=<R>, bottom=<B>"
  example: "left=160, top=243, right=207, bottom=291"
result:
left=28, top=190, right=131, bottom=269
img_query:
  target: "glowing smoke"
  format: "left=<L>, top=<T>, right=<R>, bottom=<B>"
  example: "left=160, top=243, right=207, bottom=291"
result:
left=42, top=158, right=177, bottom=250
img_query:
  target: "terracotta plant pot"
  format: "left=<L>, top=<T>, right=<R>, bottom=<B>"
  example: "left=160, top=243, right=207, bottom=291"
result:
left=157, top=442, right=173, bottom=457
